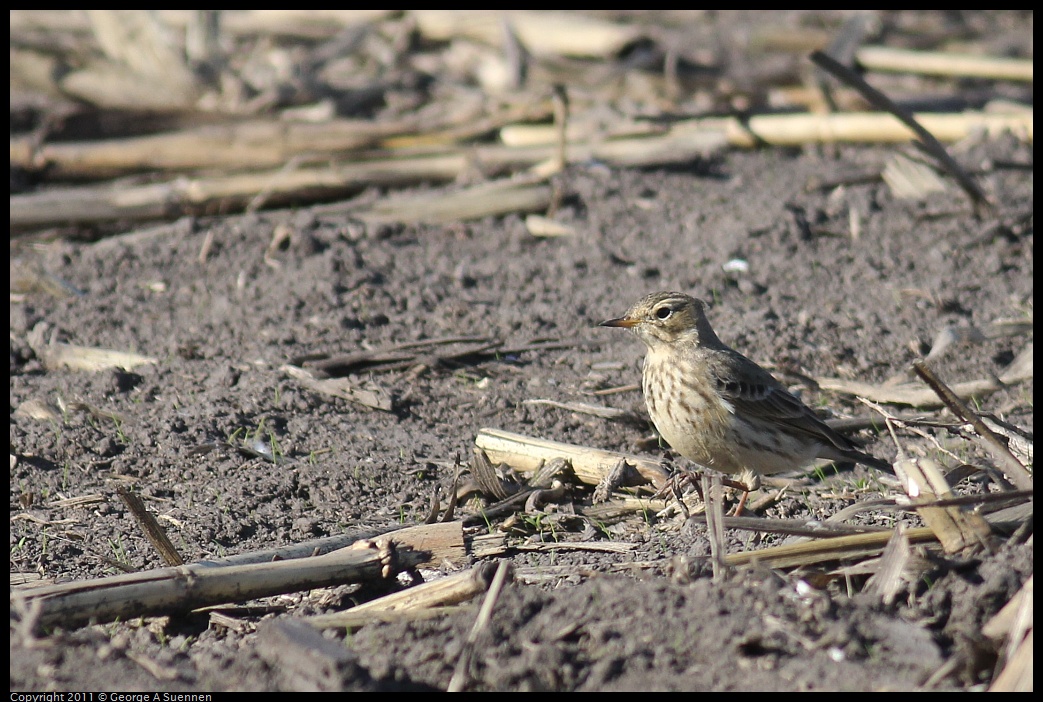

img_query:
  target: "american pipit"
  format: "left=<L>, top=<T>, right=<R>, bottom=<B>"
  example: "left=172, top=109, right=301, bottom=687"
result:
left=600, top=292, right=889, bottom=505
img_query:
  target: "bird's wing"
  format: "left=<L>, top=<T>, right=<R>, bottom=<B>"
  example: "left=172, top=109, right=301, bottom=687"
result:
left=712, top=354, right=858, bottom=451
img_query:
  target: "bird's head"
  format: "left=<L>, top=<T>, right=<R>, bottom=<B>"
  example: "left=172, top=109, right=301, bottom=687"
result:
left=600, top=291, right=721, bottom=349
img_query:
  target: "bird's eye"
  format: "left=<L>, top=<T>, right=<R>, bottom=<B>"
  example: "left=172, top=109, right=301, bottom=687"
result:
left=654, top=306, right=672, bottom=320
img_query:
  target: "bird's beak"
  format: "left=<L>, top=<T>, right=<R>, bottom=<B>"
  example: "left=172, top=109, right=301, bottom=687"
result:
left=599, top=315, right=639, bottom=328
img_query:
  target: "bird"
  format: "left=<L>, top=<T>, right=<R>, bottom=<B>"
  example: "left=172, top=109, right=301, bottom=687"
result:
left=600, top=291, right=889, bottom=509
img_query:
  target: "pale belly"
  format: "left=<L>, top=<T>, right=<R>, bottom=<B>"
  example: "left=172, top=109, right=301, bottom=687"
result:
left=642, top=354, right=820, bottom=476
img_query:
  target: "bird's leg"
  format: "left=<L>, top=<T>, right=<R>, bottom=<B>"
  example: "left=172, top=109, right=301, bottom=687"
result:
left=670, top=475, right=690, bottom=519
left=723, top=469, right=761, bottom=516
left=730, top=484, right=750, bottom=517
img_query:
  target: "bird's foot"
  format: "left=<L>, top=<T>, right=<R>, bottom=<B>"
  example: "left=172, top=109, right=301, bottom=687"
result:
left=653, top=466, right=705, bottom=519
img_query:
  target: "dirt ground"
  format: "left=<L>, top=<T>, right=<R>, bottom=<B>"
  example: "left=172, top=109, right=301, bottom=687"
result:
left=10, top=11, right=1033, bottom=692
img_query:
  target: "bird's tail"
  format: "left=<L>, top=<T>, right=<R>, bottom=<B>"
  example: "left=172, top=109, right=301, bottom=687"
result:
left=826, top=447, right=894, bottom=473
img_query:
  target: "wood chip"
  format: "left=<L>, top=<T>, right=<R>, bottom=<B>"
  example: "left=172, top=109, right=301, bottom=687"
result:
left=28, top=324, right=157, bottom=372
left=723, top=526, right=939, bottom=569
left=525, top=214, right=575, bottom=237
left=855, top=46, right=1034, bottom=81
left=282, top=364, right=393, bottom=411
left=11, top=538, right=428, bottom=633
left=475, top=427, right=671, bottom=490
left=306, top=561, right=503, bottom=630
left=893, top=457, right=994, bottom=553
